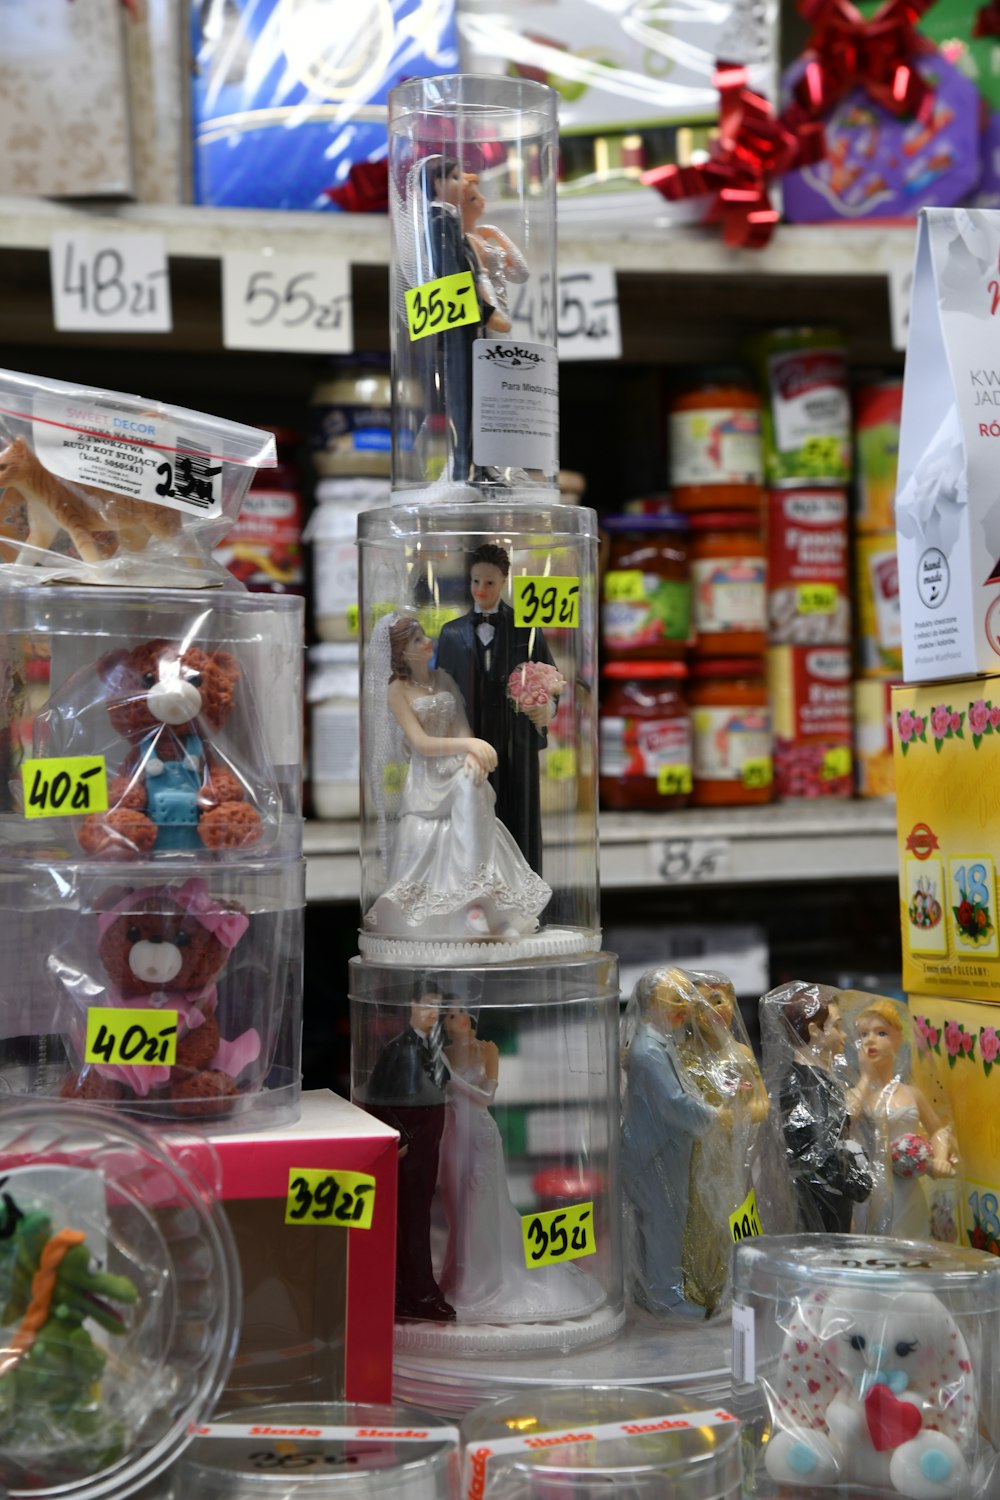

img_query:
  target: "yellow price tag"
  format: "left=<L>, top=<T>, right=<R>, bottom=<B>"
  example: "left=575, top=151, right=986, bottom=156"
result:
left=22, top=755, right=107, bottom=819
left=84, top=1007, right=178, bottom=1067
left=729, top=1187, right=762, bottom=1244
left=656, top=764, right=693, bottom=797
left=546, top=747, right=577, bottom=781
left=285, top=1168, right=376, bottom=1229
left=603, top=569, right=645, bottom=604
left=522, top=1202, right=596, bottom=1268
left=383, top=762, right=406, bottom=796
left=405, top=271, right=479, bottom=342
left=821, top=745, right=852, bottom=781
left=796, top=582, right=838, bottom=615
left=513, top=575, right=580, bottom=629
left=741, top=757, right=773, bottom=790
left=346, top=603, right=359, bottom=636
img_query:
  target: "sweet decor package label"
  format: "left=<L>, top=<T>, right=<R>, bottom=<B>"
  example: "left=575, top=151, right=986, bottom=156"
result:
left=472, top=340, right=558, bottom=471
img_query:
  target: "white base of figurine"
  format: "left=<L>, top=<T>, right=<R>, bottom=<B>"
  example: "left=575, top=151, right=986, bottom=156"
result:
left=358, top=925, right=601, bottom=966
left=394, top=1302, right=626, bottom=1355
left=390, top=480, right=557, bottom=508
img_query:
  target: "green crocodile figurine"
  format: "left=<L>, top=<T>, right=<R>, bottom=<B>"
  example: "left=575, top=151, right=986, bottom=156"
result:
left=0, top=1201, right=139, bottom=1478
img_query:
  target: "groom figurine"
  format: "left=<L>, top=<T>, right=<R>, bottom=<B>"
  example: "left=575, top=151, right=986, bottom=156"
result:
left=365, top=984, right=454, bottom=1322
left=436, top=542, right=556, bottom=876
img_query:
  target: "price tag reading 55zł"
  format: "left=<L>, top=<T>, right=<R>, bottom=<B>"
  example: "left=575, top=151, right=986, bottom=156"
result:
left=513, top=576, right=580, bottom=629
left=285, top=1168, right=376, bottom=1229
left=522, top=1202, right=596, bottom=1268
left=222, top=252, right=353, bottom=354
left=50, top=231, right=172, bottom=334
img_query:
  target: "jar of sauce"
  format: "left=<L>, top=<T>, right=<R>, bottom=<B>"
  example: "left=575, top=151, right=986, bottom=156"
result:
left=214, top=426, right=303, bottom=593
left=669, top=377, right=764, bottom=512
left=689, top=512, right=767, bottom=659
left=690, top=658, right=773, bottom=807
left=599, top=661, right=692, bottom=810
left=601, top=515, right=690, bottom=661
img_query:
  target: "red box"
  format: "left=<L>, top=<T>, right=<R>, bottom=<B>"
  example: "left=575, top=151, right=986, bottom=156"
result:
left=166, top=1089, right=397, bottom=1407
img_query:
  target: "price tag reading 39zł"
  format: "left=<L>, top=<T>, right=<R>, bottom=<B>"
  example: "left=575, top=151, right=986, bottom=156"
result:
left=50, top=231, right=172, bottom=334
left=513, top=575, right=580, bottom=629
left=285, top=1168, right=376, bottom=1229
left=522, top=1202, right=596, bottom=1268
left=223, top=252, right=353, bottom=354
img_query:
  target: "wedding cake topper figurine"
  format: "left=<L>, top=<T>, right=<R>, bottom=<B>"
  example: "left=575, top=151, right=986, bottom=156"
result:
left=459, top=172, right=529, bottom=339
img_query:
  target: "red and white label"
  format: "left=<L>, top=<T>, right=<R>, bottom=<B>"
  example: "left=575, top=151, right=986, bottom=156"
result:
left=693, top=705, right=772, bottom=782
left=600, top=714, right=691, bottom=780
left=670, top=406, right=762, bottom=487
left=692, top=556, right=766, bottom=634
left=767, top=489, right=848, bottom=591
left=769, top=348, right=851, bottom=454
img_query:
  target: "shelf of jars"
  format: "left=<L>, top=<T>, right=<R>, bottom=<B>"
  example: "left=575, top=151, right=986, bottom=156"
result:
left=303, top=801, right=900, bottom=903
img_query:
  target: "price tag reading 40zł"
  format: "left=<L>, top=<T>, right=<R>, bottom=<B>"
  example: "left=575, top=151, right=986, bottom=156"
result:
left=285, top=1168, right=376, bottom=1229
left=223, top=253, right=353, bottom=354
left=522, top=1202, right=596, bottom=1269
left=22, top=756, right=108, bottom=819
left=405, top=271, right=480, bottom=342
left=509, top=265, right=621, bottom=360
left=50, top=231, right=172, bottom=334
left=513, top=575, right=580, bottom=629
left=85, top=1008, right=178, bottom=1068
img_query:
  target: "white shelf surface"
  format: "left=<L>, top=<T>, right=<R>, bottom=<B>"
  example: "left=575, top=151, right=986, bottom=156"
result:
left=0, top=197, right=916, bottom=278
left=304, top=800, right=900, bottom=902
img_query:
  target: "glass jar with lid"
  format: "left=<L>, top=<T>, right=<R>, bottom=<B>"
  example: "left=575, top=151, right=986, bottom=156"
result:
left=601, top=514, right=690, bottom=661
left=599, top=661, right=691, bottom=811
left=669, top=373, right=764, bottom=513
left=688, top=512, right=767, bottom=659
left=689, top=658, right=773, bottom=807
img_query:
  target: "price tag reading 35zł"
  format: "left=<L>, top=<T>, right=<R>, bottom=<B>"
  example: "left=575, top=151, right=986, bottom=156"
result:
left=522, top=1202, right=596, bottom=1268
left=405, top=271, right=480, bottom=341
left=285, top=1168, right=376, bottom=1229
left=50, top=231, right=172, bottom=334
left=223, top=252, right=353, bottom=353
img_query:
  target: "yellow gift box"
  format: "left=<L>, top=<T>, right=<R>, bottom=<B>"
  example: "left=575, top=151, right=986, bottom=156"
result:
left=893, top=678, right=1000, bottom=1000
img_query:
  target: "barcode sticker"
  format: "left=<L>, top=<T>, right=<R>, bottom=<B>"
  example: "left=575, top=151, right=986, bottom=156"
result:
left=731, top=1301, right=755, bottom=1385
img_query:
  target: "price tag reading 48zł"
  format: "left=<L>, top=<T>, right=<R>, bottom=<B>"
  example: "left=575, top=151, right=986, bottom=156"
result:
left=285, top=1168, right=376, bottom=1229
left=50, top=231, right=172, bottom=334
left=522, top=1202, right=596, bottom=1268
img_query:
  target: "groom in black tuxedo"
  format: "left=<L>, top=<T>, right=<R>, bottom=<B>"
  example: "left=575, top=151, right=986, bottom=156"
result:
left=365, top=985, right=454, bottom=1322
left=436, top=542, right=557, bottom=876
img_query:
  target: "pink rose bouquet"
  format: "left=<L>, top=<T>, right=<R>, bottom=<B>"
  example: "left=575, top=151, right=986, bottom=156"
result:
left=508, top=661, right=566, bottom=712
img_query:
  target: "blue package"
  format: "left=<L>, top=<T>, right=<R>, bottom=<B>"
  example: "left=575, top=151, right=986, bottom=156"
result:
left=191, top=0, right=458, bottom=210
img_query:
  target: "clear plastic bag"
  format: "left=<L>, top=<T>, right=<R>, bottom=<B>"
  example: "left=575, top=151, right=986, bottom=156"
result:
left=0, top=368, right=275, bottom=586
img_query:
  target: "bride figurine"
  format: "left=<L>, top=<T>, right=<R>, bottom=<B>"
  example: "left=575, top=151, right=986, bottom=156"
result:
left=460, top=173, right=529, bottom=337
left=436, top=1003, right=605, bottom=1323
left=363, top=613, right=551, bottom=942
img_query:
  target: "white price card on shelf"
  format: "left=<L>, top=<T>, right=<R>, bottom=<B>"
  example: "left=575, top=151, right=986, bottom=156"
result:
left=50, top=231, right=172, bottom=333
left=509, top=265, right=621, bottom=360
left=888, top=253, right=914, bottom=352
left=222, top=251, right=353, bottom=353
left=651, top=837, right=731, bottom=885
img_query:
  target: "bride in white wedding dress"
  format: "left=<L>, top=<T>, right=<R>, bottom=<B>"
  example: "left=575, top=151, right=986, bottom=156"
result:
left=436, top=1005, right=606, bottom=1324
left=363, top=613, right=550, bottom=941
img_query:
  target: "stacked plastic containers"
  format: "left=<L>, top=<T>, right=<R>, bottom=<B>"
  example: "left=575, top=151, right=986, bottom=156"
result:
left=349, top=75, right=626, bottom=1389
left=0, top=370, right=304, bottom=1127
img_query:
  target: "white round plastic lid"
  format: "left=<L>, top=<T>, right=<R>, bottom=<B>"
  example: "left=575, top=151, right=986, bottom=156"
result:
left=735, top=1233, right=1000, bottom=1295
left=177, top=1403, right=457, bottom=1498
left=459, top=1386, right=742, bottom=1499
left=0, top=1101, right=240, bottom=1499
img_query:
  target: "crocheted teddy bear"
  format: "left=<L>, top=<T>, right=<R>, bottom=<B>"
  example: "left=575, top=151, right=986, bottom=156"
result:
left=77, top=638, right=262, bottom=857
left=60, top=877, right=260, bottom=1117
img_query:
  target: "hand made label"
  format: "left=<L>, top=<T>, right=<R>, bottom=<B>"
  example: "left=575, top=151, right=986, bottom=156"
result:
left=405, top=272, right=479, bottom=342
left=729, top=1187, right=762, bottom=1243
left=285, top=1168, right=376, bottom=1229
left=521, top=1202, right=596, bottom=1268
left=85, top=1008, right=178, bottom=1067
left=22, top=756, right=108, bottom=818
left=513, top=575, right=580, bottom=629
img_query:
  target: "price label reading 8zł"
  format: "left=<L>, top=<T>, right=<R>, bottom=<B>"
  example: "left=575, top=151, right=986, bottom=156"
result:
left=285, top=1168, right=376, bottom=1229
left=405, top=272, right=480, bottom=342
left=521, top=1202, right=596, bottom=1268
left=85, top=1008, right=178, bottom=1068
left=222, top=252, right=353, bottom=354
left=50, top=231, right=172, bottom=334
left=513, top=576, right=580, bottom=629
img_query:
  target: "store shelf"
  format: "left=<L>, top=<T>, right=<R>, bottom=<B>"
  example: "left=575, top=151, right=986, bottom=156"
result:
left=303, top=800, right=900, bottom=903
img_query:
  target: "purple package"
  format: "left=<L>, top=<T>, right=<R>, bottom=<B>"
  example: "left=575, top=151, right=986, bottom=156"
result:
left=781, top=52, right=981, bottom=222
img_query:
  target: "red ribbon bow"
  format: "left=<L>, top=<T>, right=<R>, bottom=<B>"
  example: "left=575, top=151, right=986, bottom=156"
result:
left=788, top=0, right=936, bottom=125
left=325, top=160, right=389, bottom=214
left=642, top=64, right=825, bottom=249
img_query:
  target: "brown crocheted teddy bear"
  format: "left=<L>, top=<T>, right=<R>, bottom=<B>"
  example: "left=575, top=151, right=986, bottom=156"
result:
left=78, top=639, right=262, bottom=858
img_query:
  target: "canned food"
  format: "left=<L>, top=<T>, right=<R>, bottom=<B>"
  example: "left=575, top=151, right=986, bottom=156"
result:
left=768, top=645, right=853, bottom=799
left=755, top=327, right=851, bottom=484
left=601, top=514, right=691, bottom=660
left=767, top=487, right=849, bottom=645
left=690, top=658, right=773, bottom=806
left=854, top=379, right=902, bottom=533
left=855, top=530, right=902, bottom=677
left=854, top=678, right=895, bottom=799
left=669, top=375, right=764, bottom=512
left=599, top=661, right=692, bottom=810
left=688, top=512, right=767, bottom=659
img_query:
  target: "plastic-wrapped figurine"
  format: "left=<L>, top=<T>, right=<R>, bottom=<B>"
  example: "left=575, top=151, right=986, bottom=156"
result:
left=691, top=970, right=770, bottom=1124
left=436, top=1003, right=603, bottom=1324
left=363, top=611, right=550, bottom=943
left=761, top=982, right=877, bottom=1233
left=620, top=966, right=762, bottom=1320
left=847, top=995, right=958, bottom=1240
left=436, top=543, right=562, bottom=877
left=0, top=1204, right=139, bottom=1471
left=460, top=173, right=529, bottom=338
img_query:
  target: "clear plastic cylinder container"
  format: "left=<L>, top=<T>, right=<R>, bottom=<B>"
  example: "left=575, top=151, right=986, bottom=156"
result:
left=174, top=1402, right=457, bottom=1499
left=731, top=1233, right=1000, bottom=1497
left=0, top=585, right=304, bottom=862
left=0, top=1099, right=240, bottom=1498
left=388, top=75, right=559, bottom=497
left=357, top=502, right=599, bottom=964
left=349, top=954, right=624, bottom=1355
left=0, top=857, right=303, bottom=1129
left=459, top=1386, right=743, bottom=1499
